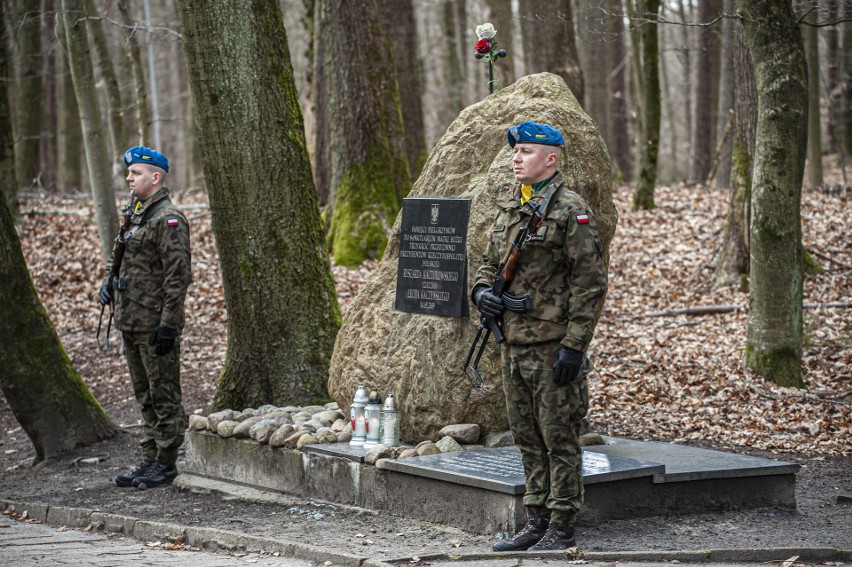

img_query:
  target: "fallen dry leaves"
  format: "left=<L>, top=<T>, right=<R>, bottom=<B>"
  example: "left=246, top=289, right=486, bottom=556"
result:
left=7, top=178, right=851, bottom=457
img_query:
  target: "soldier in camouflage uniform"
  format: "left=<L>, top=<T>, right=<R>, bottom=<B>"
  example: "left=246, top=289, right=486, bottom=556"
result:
left=99, top=146, right=192, bottom=490
left=472, top=122, right=607, bottom=551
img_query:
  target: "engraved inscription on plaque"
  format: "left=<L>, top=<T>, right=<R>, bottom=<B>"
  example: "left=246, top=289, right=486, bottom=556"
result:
left=395, top=198, right=471, bottom=317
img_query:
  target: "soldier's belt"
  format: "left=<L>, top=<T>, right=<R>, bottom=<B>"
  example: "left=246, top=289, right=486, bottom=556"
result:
left=501, top=292, right=533, bottom=313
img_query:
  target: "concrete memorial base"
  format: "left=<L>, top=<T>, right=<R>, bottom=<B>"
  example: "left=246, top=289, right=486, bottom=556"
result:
left=178, top=431, right=799, bottom=534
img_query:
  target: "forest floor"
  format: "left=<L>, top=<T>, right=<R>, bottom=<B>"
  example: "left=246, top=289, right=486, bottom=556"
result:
left=1, top=167, right=850, bottom=560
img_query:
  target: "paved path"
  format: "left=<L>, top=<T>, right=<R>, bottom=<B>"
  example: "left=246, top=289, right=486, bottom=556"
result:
left=0, top=518, right=315, bottom=567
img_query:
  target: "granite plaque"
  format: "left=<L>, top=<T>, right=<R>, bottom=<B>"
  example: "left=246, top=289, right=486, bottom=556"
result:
left=395, top=198, right=471, bottom=317
left=382, top=447, right=665, bottom=494
left=589, top=436, right=801, bottom=483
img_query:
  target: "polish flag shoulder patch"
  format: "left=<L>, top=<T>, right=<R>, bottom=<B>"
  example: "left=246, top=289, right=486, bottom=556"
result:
left=167, top=218, right=180, bottom=227
left=576, top=214, right=589, bottom=224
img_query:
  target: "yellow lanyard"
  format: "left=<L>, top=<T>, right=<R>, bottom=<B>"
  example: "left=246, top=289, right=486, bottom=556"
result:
left=519, top=185, right=534, bottom=205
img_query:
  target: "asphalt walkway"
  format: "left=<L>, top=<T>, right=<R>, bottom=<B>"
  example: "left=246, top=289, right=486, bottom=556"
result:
left=3, top=501, right=848, bottom=567
left=0, top=517, right=314, bottom=567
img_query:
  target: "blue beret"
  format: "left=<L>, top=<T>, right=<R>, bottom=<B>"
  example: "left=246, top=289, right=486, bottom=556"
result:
left=507, top=121, right=565, bottom=148
left=123, top=146, right=169, bottom=172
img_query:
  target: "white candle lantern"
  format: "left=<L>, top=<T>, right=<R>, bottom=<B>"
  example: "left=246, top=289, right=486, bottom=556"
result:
left=349, top=384, right=369, bottom=446
left=364, top=391, right=382, bottom=447
left=380, top=393, right=400, bottom=447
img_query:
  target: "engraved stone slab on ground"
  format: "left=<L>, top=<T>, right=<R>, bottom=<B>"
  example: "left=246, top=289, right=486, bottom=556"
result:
left=381, top=446, right=666, bottom=494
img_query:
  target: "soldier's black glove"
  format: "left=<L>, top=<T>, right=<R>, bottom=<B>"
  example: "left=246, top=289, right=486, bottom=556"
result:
left=99, top=283, right=113, bottom=306
left=552, top=347, right=584, bottom=386
left=149, top=325, right=178, bottom=356
left=473, top=286, right=505, bottom=318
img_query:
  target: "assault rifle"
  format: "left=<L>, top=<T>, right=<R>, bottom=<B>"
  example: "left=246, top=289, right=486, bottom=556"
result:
left=462, top=187, right=555, bottom=388
left=96, top=200, right=134, bottom=353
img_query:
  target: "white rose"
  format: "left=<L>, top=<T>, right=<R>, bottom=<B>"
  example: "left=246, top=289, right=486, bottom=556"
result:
left=476, top=23, right=496, bottom=39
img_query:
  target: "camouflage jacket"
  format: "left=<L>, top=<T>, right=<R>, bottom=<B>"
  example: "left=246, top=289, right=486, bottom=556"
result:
left=473, top=172, right=607, bottom=351
left=105, top=187, right=192, bottom=333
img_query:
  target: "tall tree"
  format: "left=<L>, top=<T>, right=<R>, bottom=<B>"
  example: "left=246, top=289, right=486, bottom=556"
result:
left=13, top=0, right=42, bottom=201
left=711, top=18, right=755, bottom=288
left=521, top=0, right=585, bottom=101
left=0, top=195, right=116, bottom=462
left=85, top=0, right=129, bottom=176
left=56, top=22, right=82, bottom=192
left=487, top=0, right=515, bottom=89
left=117, top=0, right=150, bottom=145
left=60, top=0, right=119, bottom=262
left=41, top=0, right=57, bottom=192
left=712, top=0, right=734, bottom=188
left=0, top=0, right=18, bottom=207
left=178, top=0, right=341, bottom=409
left=581, top=0, right=612, bottom=150
left=0, top=61, right=117, bottom=462
left=688, top=0, right=718, bottom=184
left=840, top=1, right=852, bottom=177
left=799, top=1, right=822, bottom=188
left=632, top=0, right=661, bottom=210
left=741, top=0, right=808, bottom=388
left=385, top=0, right=428, bottom=180
left=610, top=0, right=632, bottom=182
left=319, top=0, right=410, bottom=267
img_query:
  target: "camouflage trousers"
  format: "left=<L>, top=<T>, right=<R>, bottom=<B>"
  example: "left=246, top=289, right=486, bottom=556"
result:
left=122, top=331, right=186, bottom=466
left=501, top=341, right=590, bottom=525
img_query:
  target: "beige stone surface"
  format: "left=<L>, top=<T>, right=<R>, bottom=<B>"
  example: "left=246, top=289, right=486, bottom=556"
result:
left=328, top=73, right=615, bottom=441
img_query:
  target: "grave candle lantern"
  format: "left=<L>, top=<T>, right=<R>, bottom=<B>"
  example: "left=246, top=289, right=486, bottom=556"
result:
left=380, top=393, right=400, bottom=447
left=349, top=384, right=369, bottom=446
left=364, top=391, right=382, bottom=447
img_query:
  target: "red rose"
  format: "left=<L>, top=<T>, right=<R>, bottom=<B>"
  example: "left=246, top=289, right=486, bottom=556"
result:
left=475, top=38, right=492, bottom=55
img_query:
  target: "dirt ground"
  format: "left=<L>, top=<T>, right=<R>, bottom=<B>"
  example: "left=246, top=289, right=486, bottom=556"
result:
left=1, top=175, right=850, bottom=559
left=0, top=422, right=849, bottom=559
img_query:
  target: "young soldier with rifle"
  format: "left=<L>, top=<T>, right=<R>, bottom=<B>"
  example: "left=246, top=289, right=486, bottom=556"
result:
left=98, top=147, right=192, bottom=490
left=470, top=122, right=608, bottom=551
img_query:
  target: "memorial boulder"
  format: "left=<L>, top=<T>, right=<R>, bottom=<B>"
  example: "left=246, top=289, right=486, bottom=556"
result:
left=328, top=73, right=616, bottom=441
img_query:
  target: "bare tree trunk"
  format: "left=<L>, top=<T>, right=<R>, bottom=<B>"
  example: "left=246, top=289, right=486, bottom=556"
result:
left=13, top=0, right=42, bottom=196
left=633, top=0, right=660, bottom=210
left=0, top=0, right=19, bottom=210
left=676, top=0, right=692, bottom=153
left=581, top=0, right=612, bottom=153
left=741, top=0, right=808, bottom=389
left=85, top=0, right=128, bottom=189
left=624, top=0, right=644, bottom=130
left=710, top=19, right=755, bottom=289
left=0, top=195, right=117, bottom=463
left=521, top=0, right=584, bottom=101
left=117, top=0, right=150, bottom=145
left=60, top=0, right=119, bottom=262
left=311, top=0, right=331, bottom=207
left=56, top=23, right=82, bottom=193
left=799, top=1, right=822, bottom=188
left=320, top=0, right=410, bottom=267
left=610, top=0, right=632, bottom=182
left=688, top=0, right=717, bottom=184
left=385, top=0, right=428, bottom=180
left=822, top=0, right=838, bottom=153
left=487, top=0, right=515, bottom=88
left=840, top=1, right=852, bottom=176
left=178, top=0, right=341, bottom=409
left=713, top=0, right=735, bottom=188
left=40, top=0, right=57, bottom=192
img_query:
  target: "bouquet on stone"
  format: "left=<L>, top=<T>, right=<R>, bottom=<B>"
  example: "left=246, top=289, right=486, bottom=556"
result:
left=473, top=22, right=507, bottom=94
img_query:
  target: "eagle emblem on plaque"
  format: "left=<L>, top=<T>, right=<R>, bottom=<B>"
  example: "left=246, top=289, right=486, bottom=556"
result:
left=430, top=203, right=440, bottom=224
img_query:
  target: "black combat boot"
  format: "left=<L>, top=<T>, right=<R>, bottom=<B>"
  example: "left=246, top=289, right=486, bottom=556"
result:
left=528, top=521, right=577, bottom=551
left=115, top=460, right=154, bottom=487
left=131, top=462, right=178, bottom=489
left=492, top=514, right=550, bottom=552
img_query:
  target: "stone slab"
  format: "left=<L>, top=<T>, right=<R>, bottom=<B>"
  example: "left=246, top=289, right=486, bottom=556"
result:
left=382, top=447, right=665, bottom=494
left=302, top=442, right=367, bottom=463
left=589, top=436, right=801, bottom=482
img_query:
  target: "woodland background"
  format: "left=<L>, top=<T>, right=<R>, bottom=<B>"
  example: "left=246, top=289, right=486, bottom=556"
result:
left=0, top=0, right=849, bottom=461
